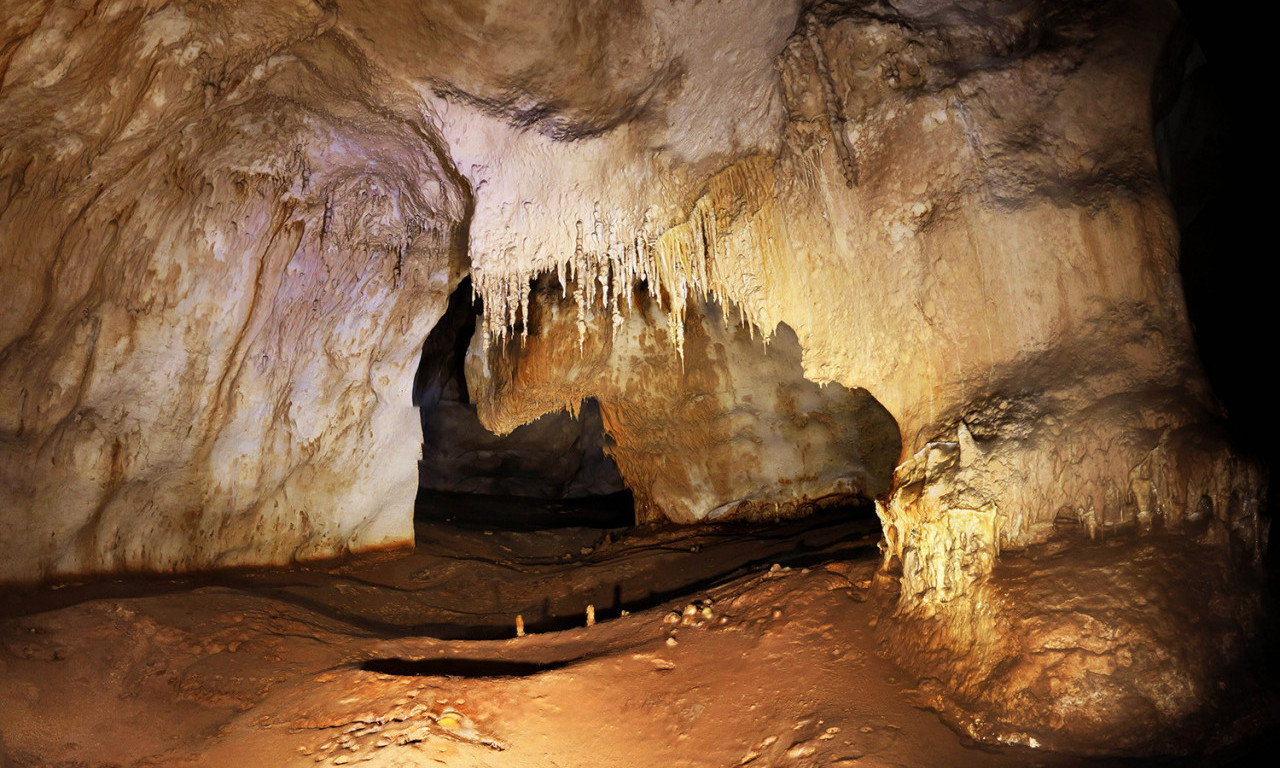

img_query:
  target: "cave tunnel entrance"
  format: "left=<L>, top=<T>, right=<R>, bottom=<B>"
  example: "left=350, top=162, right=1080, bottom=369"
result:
left=411, top=276, right=634, bottom=530
left=403, top=276, right=891, bottom=636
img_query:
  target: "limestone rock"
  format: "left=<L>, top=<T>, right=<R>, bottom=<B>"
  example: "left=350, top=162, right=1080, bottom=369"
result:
left=454, top=0, right=1263, bottom=552
left=879, top=406, right=1267, bottom=611
left=468, top=279, right=901, bottom=524
left=0, top=1, right=466, bottom=581
left=879, top=536, right=1267, bottom=755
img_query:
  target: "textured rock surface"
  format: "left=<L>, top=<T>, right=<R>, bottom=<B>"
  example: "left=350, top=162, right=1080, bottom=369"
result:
left=469, top=279, right=902, bottom=523
left=1, top=0, right=1263, bottom=573
left=3, top=0, right=1258, bottom=575
left=0, top=1, right=466, bottom=581
left=879, top=409, right=1266, bottom=610
left=877, top=535, right=1268, bottom=755
left=450, top=0, right=1264, bottom=555
left=0, top=0, right=1270, bottom=757
left=413, top=280, right=624, bottom=499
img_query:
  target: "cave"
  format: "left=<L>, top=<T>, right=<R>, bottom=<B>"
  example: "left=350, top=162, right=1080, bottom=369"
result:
left=1, top=1, right=1275, bottom=766
left=412, top=276, right=631, bottom=506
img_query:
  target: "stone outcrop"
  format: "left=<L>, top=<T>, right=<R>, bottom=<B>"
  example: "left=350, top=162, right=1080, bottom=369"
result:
left=879, top=400, right=1266, bottom=611
left=876, top=535, right=1268, bottom=755
left=0, top=1, right=466, bottom=581
left=426, top=2, right=1268, bottom=751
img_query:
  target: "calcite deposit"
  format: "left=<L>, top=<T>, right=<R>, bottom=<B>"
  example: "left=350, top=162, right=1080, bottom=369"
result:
left=0, top=0, right=466, bottom=581
left=469, top=278, right=901, bottom=523
left=877, top=534, right=1269, bottom=755
left=0, top=0, right=1269, bottom=757
left=454, top=0, right=1264, bottom=558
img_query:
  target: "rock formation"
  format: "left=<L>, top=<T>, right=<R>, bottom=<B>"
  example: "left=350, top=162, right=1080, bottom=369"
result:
left=0, top=0, right=1268, bottom=755
left=0, top=0, right=467, bottom=580
left=470, top=277, right=901, bottom=522
left=414, top=279, right=625, bottom=499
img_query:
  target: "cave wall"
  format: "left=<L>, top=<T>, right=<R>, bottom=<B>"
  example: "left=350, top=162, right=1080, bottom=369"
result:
left=469, top=279, right=902, bottom=523
left=0, top=0, right=466, bottom=581
left=444, top=0, right=1262, bottom=560
left=0, top=0, right=1264, bottom=589
left=420, top=394, right=623, bottom=499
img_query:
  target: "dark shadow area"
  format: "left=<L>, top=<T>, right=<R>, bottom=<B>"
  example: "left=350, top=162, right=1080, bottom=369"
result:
left=414, top=488, right=636, bottom=530
left=1161, top=4, right=1277, bottom=530
left=409, top=507, right=881, bottom=638
left=359, top=656, right=579, bottom=678
left=0, top=505, right=881, bottom=641
left=413, top=277, right=626, bottom=501
left=1158, top=19, right=1280, bottom=755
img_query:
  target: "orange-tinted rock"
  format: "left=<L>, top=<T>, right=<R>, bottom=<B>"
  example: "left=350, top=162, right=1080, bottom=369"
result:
left=469, top=280, right=901, bottom=523
left=879, top=535, right=1267, bottom=755
left=0, top=2, right=466, bottom=581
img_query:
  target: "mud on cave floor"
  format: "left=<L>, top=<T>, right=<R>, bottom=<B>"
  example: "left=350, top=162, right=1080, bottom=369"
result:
left=0, top=496, right=1269, bottom=768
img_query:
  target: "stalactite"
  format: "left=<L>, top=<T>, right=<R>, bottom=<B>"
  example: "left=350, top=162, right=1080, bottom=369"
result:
left=472, top=157, right=781, bottom=367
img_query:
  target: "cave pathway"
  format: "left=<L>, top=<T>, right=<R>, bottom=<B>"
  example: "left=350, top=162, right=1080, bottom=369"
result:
left=0, top=499, right=1214, bottom=768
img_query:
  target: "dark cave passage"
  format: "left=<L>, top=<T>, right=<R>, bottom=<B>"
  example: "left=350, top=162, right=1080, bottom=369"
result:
left=413, top=277, right=628, bottom=506
left=359, top=656, right=579, bottom=678
left=405, top=276, right=890, bottom=638
left=401, top=278, right=899, bottom=645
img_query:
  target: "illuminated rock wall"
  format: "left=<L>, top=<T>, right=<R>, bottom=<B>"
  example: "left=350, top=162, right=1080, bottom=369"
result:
left=445, top=0, right=1263, bottom=568
left=0, top=0, right=1263, bottom=594
left=468, top=280, right=902, bottom=523
left=0, top=1, right=466, bottom=581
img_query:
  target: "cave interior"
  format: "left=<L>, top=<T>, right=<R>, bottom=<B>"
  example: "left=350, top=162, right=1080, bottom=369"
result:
left=0, top=1, right=1276, bottom=767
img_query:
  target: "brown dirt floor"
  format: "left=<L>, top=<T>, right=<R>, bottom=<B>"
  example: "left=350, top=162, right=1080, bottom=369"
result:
left=0, top=498, right=1271, bottom=767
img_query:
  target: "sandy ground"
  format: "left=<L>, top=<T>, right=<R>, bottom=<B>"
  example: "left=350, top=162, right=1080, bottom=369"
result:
left=0, top=498, right=1269, bottom=767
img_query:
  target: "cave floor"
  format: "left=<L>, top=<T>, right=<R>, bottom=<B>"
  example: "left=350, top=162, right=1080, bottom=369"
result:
left=0, top=499, right=1256, bottom=768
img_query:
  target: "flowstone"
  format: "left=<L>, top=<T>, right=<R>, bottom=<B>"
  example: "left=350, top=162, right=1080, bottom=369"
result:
left=876, top=535, right=1269, bottom=755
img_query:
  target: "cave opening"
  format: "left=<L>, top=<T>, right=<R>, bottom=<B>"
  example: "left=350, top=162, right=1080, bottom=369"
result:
left=402, top=274, right=893, bottom=637
left=411, top=275, right=634, bottom=529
